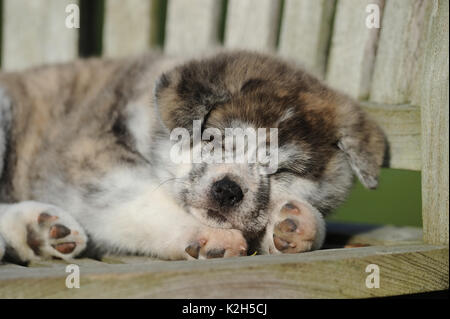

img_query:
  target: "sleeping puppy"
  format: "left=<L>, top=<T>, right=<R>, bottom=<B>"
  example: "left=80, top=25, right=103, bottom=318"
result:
left=0, top=50, right=386, bottom=263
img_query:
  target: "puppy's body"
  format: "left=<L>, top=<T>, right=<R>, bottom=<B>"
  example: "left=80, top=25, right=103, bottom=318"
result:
left=0, top=51, right=386, bottom=263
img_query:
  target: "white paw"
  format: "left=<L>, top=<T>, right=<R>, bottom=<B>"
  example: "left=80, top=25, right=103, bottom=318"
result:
left=260, top=200, right=325, bottom=255
left=0, top=201, right=87, bottom=262
left=184, top=228, right=247, bottom=260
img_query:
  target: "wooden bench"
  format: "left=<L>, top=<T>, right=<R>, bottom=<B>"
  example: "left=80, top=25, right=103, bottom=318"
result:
left=0, top=0, right=448, bottom=298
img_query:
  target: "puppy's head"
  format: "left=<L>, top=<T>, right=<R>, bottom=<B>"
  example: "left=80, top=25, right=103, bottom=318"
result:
left=154, top=51, right=387, bottom=240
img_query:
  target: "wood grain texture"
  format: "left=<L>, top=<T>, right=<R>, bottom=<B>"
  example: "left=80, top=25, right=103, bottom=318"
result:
left=224, top=0, right=281, bottom=52
left=326, top=0, right=384, bottom=100
left=278, top=0, right=335, bottom=78
left=164, top=0, right=221, bottom=55
left=2, top=0, right=79, bottom=71
left=360, top=102, right=421, bottom=170
left=370, top=0, right=431, bottom=104
left=419, top=0, right=449, bottom=245
left=103, top=0, right=153, bottom=57
left=325, top=222, right=422, bottom=247
left=0, top=245, right=447, bottom=298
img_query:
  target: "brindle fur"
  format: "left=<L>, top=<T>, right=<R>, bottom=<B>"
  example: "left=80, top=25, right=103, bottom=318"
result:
left=0, top=50, right=387, bottom=262
left=155, top=51, right=387, bottom=213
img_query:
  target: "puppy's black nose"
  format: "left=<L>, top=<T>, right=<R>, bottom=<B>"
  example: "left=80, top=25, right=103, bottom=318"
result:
left=211, top=177, right=244, bottom=207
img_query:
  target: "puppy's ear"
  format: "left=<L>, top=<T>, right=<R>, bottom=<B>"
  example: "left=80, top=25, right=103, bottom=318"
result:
left=337, top=108, right=388, bottom=189
left=153, top=60, right=231, bottom=132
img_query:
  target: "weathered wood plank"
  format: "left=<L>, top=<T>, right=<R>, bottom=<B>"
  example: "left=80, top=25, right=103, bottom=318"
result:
left=101, top=255, right=160, bottom=264
left=164, top=0, right=221, bottom=55
left=325, top=222, right=422, bottom=248
left=419, top=0, right=449, bottom=245
left=0, top=263, right=27, bottom=271
left=28, top=258, right=106, bottom=268
left=408, top=2, right=434, bottom=108
left=103, top=0, right=153, bottom=57
left=278, top=0, right=335, bottom=78
left=2, top=0, right=79, bottom=71
left=370, top=0, right=431, bottom=104
left=390, top=0, right=435, bottom=106
left=0, top=245, right=447, bottom=298
left=224, top=0, right=281, bottom=52
left=360, top=102, right=421, bottom=171
left=326, top=0, right=384, bottom=100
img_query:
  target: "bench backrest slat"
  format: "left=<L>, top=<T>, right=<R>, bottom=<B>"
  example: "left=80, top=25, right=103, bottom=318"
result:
left=326, top=0, right=384, bottom=100
left=103, top=0, right=153, bottom=57
left=165, top=0, right=221, bottom=55
left=224, top=0, right=281, bottom=52
left=370, top=0, right=430, bottom=105
left=278, top=0, right=335, bottom=79
left=2, top=0, right=78, bottom=71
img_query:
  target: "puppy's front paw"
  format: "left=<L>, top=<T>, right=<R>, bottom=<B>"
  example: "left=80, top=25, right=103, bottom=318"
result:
left=185, top=228, right=247, bottom=260
left=265, top=201, right=325, bottom=254
left=0, top=202, right=87, bottom=263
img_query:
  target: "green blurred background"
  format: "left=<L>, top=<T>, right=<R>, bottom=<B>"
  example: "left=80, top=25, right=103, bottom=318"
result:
left=328, top=168, right=422, bottom=227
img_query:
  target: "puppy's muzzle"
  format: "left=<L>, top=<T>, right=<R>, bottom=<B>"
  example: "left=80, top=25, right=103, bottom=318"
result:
left=211, top=177, right=244, bottom=207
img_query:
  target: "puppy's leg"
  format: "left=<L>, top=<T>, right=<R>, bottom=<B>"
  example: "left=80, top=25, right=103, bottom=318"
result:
left=0, top=201, right=87, bottom=264
left=93, top=188, right=247, bottom=260
left=183, top=224, right=248, bottom=260
left=113, top=206, right=248, bottom=260
left=259, top=200, right=325, bottom=254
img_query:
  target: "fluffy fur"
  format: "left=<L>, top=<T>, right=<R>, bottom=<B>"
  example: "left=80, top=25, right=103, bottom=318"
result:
left=0, top=51, right=387, bottom=264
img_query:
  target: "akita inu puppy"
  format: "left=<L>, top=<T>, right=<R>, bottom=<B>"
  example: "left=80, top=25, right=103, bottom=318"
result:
left=0, top=51, right=386, bottom=264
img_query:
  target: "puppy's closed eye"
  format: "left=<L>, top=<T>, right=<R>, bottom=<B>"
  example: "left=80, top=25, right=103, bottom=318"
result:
left=154, top=59, right=231, bottom=133
left=240, top=78, right=268, bottom=94
left=273, top=167, right=307, bottom=177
